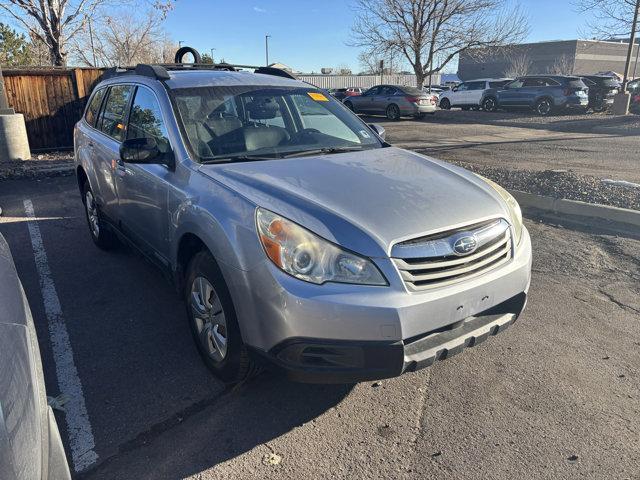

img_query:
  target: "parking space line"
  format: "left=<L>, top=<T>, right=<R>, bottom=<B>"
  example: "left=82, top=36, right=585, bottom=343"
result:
left=23, top=199, right=98, bottom=472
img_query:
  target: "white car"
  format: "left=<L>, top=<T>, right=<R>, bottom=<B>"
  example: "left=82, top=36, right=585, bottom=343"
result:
left=439, top=78, right=512, bottom=110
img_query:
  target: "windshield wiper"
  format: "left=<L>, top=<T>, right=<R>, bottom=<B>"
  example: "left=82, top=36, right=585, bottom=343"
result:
left=200, top=153, right=281, bottom=164
left=281, top=146, right=366, bottom=158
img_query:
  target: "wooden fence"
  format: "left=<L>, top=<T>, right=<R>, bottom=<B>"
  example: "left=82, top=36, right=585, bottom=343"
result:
left=3, top=68, right=105, bottom=151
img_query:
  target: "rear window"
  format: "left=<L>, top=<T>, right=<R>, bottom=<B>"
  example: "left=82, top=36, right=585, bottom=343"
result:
left=567, top=78, right=587, bottom=89
left=399, top=86, right=423, bottom=95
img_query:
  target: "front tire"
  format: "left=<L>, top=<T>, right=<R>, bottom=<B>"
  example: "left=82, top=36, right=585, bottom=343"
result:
left=386, top=104, right=401, bottom=120
left=482, top=96, right=497, bottom=112
left=82, top=182, right=117, bottom=250
left=185, top=250, right=257, bottom=384
left=439, top=98, right=451, bottom=110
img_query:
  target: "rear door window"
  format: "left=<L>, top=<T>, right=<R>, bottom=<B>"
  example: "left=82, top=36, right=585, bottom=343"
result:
left=467, top=81, right=486, bottom=90
left=85, top=88, right=106, bottom=127
left=98, top=85, right=134, bottom=142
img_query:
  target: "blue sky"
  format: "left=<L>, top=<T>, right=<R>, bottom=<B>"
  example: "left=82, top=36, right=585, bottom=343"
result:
left=165, top=0, right=591, bottom=73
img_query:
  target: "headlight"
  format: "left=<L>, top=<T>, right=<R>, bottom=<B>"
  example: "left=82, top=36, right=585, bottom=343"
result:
left=477, top=175, right=523, bottom=245
left=256, top=208, right=387, bottom=286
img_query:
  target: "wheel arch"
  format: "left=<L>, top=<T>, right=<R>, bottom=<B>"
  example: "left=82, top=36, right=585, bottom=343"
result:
left=76, top=165, right=88, bottom=197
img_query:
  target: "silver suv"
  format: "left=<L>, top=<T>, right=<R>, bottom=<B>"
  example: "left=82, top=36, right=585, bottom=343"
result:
left=74, top=63, right=532, bottom=383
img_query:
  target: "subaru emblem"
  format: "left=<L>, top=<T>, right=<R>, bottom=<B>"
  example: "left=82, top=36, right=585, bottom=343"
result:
left=453, top=235, right=478, bottom=256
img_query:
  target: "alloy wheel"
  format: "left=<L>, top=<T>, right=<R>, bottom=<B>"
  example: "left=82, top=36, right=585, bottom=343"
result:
left=190, top=276, right=228, bottom=362
left=85, top=190, right=100, bottom=238
left=537, top=99, right=551, bottom=116
left=387, top=105, right=400, bottom=120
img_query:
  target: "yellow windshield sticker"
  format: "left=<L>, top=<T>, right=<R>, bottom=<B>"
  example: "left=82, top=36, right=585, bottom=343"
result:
left=308, top=92, right=329, bottom=101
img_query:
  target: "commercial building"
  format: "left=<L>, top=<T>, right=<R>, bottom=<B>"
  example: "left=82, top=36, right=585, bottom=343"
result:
left=458, top=39, right=639, bottom=80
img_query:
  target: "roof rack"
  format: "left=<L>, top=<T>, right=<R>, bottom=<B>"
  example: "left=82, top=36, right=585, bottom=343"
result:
left=102, top=62, right=298, bottom=82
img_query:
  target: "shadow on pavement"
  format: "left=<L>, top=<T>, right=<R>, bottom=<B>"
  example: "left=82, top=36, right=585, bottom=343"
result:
left=81, top=373, right=353, bottom=479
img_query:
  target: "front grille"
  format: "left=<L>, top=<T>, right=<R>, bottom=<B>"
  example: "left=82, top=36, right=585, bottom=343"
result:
left=392, top=219, right=512, bottom=291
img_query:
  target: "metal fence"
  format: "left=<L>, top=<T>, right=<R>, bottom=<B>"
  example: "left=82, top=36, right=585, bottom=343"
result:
left=297, top=74, right=441, bottom=90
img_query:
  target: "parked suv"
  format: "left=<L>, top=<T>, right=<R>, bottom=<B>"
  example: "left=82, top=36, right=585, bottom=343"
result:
left=580, top=75, right=620, bottom=112
left=438, top=78, right=512, bottom=110
left=481, top=75, right=589, bottom=115
left=344, top=84, right=438, bottom=119
left=75, top=62, right=531, bottom=384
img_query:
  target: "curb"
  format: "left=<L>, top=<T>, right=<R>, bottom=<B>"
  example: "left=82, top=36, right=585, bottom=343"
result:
left=512, top=190, right=640, bottom=230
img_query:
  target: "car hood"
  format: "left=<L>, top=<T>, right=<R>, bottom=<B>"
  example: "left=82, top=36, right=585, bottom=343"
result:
left=198, top=147, right=509, bottom=257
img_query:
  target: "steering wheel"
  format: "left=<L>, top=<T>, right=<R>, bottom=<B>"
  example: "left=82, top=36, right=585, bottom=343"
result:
left=290, top=128, right=322, bottom=144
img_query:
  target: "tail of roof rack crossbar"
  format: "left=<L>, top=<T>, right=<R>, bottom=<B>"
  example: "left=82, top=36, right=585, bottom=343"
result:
left=102, top=63, right=298, bottom=81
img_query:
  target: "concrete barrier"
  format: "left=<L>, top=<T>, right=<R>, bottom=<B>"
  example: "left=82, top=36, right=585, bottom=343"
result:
left=0, top=113, right=31, bottom=161
left=512, top=190, right=640, bottom=230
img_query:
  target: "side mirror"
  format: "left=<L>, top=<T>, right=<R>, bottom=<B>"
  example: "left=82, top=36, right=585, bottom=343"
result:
left=120, top=137, right=167, bottom=165
left=452, top=86, right=458, bottom=92
left=368, top=123, right=386, bottom=141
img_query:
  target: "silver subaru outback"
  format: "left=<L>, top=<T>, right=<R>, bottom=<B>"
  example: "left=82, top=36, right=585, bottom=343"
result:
left=74, top=62, right=532, bottom=384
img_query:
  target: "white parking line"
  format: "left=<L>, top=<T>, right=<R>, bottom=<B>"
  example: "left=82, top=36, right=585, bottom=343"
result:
left=23, top=199, right=98, bottom=472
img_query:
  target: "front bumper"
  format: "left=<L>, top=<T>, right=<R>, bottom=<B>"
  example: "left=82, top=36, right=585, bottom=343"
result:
left=224, top=226, right=532, bottom=383
left=258, top=292, right=526, bottom=383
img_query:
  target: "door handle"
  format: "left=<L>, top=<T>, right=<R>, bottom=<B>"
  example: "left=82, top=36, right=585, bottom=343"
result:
left=88, top=141, right=94, bottom=147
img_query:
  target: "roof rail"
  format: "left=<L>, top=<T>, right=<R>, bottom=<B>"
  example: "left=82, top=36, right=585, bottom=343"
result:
left=101, top=62, right=298, bottom=82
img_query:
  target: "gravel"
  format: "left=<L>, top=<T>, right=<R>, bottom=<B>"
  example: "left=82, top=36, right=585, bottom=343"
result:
left=453, top=162, right=640, bottom=211
left=0, top=151, right=73, bottom=180
left=424, top=109, right=640, bottom=135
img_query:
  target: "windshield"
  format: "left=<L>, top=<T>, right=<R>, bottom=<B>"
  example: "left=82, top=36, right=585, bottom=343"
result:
left=171, top=85, right=382, bottom=162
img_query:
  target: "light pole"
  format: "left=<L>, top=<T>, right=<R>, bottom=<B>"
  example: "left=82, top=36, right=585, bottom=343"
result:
left=265, top=35, right=271, bottom=66
left=622, top=0, right=640, bottom=93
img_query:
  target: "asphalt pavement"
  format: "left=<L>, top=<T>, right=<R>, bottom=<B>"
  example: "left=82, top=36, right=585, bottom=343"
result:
left=368, top=110, right=640, bottom=183
left=0, top=175, right=638, bottom=480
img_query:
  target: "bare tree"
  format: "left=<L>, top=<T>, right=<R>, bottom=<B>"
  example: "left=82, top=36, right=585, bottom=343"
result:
left=70, top=9, right=173, bottom=67
left=503, top=51, right=532, bottom=77
left=358, top=50, right=381, bottom=74
left=575, top=0, right=637, bottom=38
left=0, top=0, right=173, bottom=66
left=547, top=53, right=574, bottom=75
left=349, top=0, right=529, bottom=87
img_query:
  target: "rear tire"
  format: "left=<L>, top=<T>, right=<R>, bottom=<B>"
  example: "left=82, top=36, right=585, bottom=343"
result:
left=82, top=182, right=117, bottom=250
left=185, top=250, right=258, bottom=384
left=534, top=97, right=553, bottom=116
left=386, top=104, right=401, bottom=120
left=439, top=98, right=451, bottom=110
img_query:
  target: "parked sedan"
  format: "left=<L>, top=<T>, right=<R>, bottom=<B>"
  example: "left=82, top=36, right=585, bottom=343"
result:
left=580, top=75, right=620, bottom=112
left=481, top=75, right=589, bottom=116
left=344, top=85, right=438, bottom=119
left=438, top=78, right=512, bottom=110
left=0, top=233, right=71, bottom=480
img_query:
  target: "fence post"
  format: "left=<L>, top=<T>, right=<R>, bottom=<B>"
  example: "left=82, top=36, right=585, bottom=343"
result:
left=73, top=68, right=86, bottom=99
